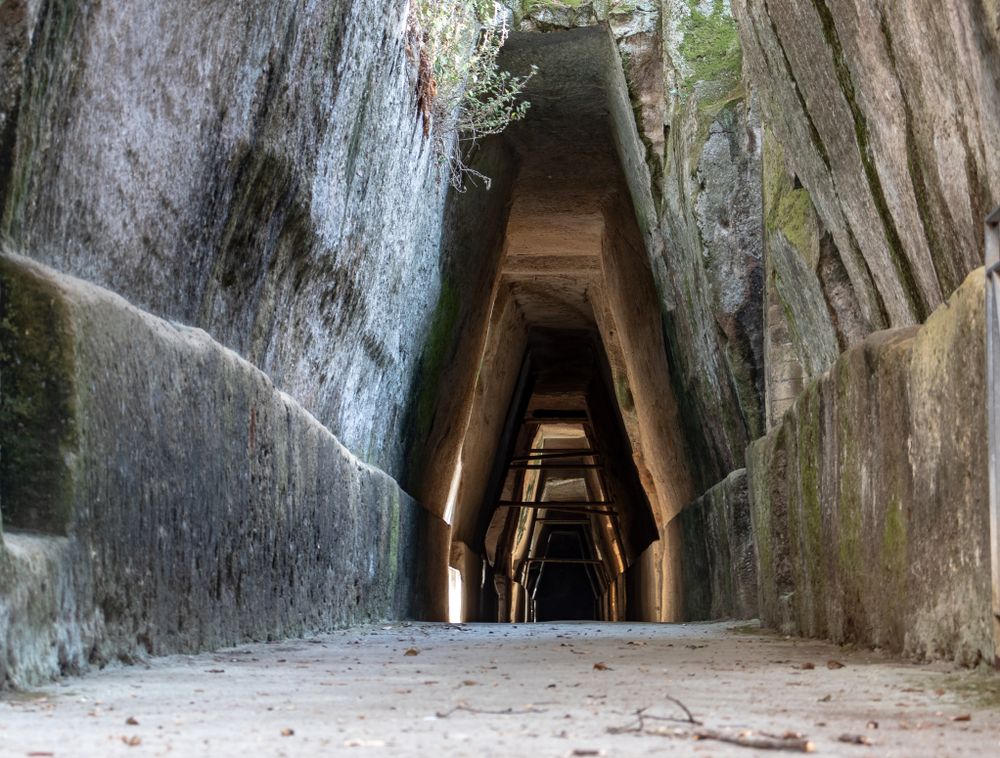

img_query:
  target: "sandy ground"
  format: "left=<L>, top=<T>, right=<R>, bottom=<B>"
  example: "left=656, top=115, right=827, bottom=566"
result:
left=2, top=621, right=999, bottom=757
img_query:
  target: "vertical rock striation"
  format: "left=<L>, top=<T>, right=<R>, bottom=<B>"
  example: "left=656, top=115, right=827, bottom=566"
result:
left=679, top=468, right=758, bottom=620
left=0, top=0, right=454, bottom=478
left=734, top=0, right=1000, bottom=335
left=657, top=0, right=764, bottom=488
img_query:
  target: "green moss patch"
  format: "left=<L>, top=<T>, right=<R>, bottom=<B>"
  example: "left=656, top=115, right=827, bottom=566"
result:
left=677, top=1, right=745, bottom=172
left=677, top=0, right=741, bottom=96
left=0, top=256, right=77, bottom=533
left=520, top=0, right=587, bottom=12
left=764, top=129, right=818, bottom=265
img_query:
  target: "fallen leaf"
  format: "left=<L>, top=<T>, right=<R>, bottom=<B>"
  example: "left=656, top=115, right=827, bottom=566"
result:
left=404, top=648, right=420, bottom=657
left=818, top=694, right=832, bottom=702
left=593, top=662, right=611, bottom=671
left=951, top=714, right=971, bottom=722
left=462, top=680, right=477, bottom=686
left=281, top=728, right=295, bottom=736
left=826, top=660, right=845, bottom=670
left=122, top=736, right=142, bottom=747
left=798, top=662, right=815, bottom=670
left=866, top=721, right=878, bottom=729
left=125, top=716, right=139, bottom=726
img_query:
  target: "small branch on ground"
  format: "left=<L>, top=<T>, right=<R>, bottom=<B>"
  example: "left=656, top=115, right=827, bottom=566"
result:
left=663, top=695, right=700, bottom=724
left=607, top=695, right=702, bottom=735
left=691, top=729, right=815, bottom=752
left=436, top=704, right=547, bottom=718
left=608, top=703, right=814, bottom=753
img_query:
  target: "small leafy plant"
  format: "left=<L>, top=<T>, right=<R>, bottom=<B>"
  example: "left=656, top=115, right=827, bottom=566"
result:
left=411, top=1, right=535, bottom=190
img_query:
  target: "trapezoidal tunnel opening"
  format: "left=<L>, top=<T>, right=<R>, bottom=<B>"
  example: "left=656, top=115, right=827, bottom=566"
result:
left=475, top=330, right=659, bottom=623
left=415, top=26, right=698, bottom=623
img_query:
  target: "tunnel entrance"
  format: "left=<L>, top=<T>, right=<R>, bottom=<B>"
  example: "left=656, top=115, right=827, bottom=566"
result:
left=478, top=331, right=659, bottom=622
left=420, top=26, right=695, bottom=624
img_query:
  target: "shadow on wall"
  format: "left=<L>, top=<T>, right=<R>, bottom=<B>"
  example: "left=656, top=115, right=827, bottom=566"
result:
left=0, top=253, right=442, bottom=689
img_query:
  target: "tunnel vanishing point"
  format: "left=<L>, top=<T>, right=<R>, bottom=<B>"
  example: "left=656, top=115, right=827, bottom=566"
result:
left=1, top=0, right=1000, bottom=706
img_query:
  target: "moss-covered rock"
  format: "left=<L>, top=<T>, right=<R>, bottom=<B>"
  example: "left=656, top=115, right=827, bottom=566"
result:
left=651, top=0, right=766, bottom=490
left=748, top=269, right=990, bottom=664
left=0, top=253, right=440, bottom=688
left=676, top=0, right=741, bottom=97
left=733, top=0, right=998, bottom=332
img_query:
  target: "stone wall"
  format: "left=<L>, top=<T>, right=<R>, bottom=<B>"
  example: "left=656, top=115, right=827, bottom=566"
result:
left=679, top=469, right=758, bottom=621
left=658, top=0, right=765, bottom=487
left=511, top=1, right=766, bottom=490
left=734, top=0, right=1000, bottom=335
left=748, top=269, right=991, bottom=664
left=0, top=254, right=438, bottom=689
left=0, top=0, right=454, bottom=479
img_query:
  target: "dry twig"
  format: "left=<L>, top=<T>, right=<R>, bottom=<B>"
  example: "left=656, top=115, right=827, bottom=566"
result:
left=607, top=700, right=814, bottom=753
left=435, top=704, right=546, bottom=718
left=692, top=728, right=815, bottom=752
left=607, top=699, right=702, bottom=735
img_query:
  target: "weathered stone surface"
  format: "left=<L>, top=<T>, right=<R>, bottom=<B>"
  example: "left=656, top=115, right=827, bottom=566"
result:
left=734, top=0, right=1000, bottom=331
left=679, top=469, right=758, bottom=620
left=761, top=127, right=843, bottom=426
left=657, top=0, right=765, bottom=487
left=748, top=268, right=991, bottom=664
left=0, top=254, right=434, bottom=688
left=516, top=3, right=768, bottom=489
left=0, top=0, right=453, bottom=479
left=0, top=0, right=42, bottom=208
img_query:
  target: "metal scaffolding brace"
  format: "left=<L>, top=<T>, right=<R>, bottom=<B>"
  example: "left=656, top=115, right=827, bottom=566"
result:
left=986, top=206, right=1000, bottom=667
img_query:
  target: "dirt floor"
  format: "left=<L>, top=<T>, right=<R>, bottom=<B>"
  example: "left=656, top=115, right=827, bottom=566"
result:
left=3, top=621, right=999, bottom=756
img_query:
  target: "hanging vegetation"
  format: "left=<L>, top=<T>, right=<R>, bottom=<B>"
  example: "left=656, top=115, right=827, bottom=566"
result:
left=410, top=1, right=536, bottom=190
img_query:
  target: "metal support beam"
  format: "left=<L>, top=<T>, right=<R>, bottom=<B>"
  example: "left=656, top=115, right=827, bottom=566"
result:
left=510, top=449, right=599, bottom=462
left=499, top=500, right=613, bottom=507
left=987, top=206, right=1000, bottom=668
left=507, top=462, right=602, bottom=470
left=499, top=504, right=615, bottom=513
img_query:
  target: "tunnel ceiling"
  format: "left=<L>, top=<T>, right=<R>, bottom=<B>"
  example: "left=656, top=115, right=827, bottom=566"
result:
left=498, top=27, right=629, bottom=332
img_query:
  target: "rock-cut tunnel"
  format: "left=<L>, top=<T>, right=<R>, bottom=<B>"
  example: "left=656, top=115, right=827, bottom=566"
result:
left=2, top=0, right=999, bottom=752
left=415, top=27, right=696, bottom=624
